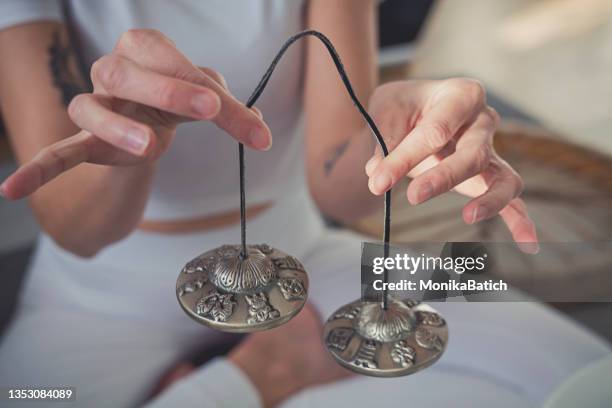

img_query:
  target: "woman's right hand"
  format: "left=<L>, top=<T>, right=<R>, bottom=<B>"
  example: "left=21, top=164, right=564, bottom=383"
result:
left=0, top=29, right=271, bottom=200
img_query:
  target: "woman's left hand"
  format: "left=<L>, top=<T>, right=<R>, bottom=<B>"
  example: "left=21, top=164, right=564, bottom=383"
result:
left=365, top=79, right=538, bottom=253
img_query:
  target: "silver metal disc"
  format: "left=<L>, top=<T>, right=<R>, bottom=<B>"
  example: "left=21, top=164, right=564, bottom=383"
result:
left=176, top=244, right=309, bottom=332
left=323, top=297, right=448, bottom=377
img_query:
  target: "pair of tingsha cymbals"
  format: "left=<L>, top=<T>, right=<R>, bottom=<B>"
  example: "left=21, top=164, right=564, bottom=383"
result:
left=176, top=244, right=448, bottom=377
left=175, top=29, right=447, bottom=378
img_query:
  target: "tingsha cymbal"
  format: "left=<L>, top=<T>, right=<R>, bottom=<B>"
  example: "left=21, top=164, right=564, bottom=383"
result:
left=176, top=244, right=309, bottom=332
left=323, top=297, right=448, bottom=377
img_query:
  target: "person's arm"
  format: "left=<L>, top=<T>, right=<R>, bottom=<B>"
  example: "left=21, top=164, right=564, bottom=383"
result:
left=304, top=1, right=538, bottom=251
left=303, top=0, right=379, bottom=223
left=0, top=23, right=270, bottom=257
left=0, top=23, right=154, bottom=256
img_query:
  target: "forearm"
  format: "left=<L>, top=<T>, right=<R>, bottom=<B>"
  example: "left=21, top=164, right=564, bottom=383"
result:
left=31, top=163, right=155, bottom=257
left=310, top=127, right=379, bottom=223
left=0, top=22, right=154, bottom=256
left=304, top=0, right=381, bottom=223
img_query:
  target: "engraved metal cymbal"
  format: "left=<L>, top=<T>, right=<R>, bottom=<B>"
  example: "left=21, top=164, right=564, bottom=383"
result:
left=176, top=244, right=309, bottom=332
left=323, top=297, right=448, bottom=377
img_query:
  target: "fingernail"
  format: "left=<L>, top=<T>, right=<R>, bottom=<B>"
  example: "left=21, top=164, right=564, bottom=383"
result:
left=0, top=183, right=6, bottom=198
left=248, top=127, right=271, bottom=151
left=416, top=182, right=434, bottom=204
left=518, top=242, right=540, bottom=254
left=471, top=205, right=488, bottom=224
left=370, top=172, right=392, bottom=195
left=191, top=93, right=219, bottom=118
left=124, top=129, right=149, bottom=155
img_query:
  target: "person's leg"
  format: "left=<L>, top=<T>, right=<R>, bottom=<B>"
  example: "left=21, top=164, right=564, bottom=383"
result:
left=0, top=188, right=326, bottom=407
left=283, top=369, right=534, bottom=408
left=299, top=230, right=611, bottom=406
left=0, top=304, right=228, bottom=407
left=0, top=228, right=239, bottom=408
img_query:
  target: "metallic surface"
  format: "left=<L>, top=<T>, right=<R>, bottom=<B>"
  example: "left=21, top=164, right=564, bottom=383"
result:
left=323, top=297, right=448, bottom=377
left=176, top=244, right=308, bottom=332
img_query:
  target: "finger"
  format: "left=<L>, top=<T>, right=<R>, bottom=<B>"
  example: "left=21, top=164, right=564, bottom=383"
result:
left=112, top=29, right=271, bottom=150
left=198, top=66, right=228, bottom=90
left=114, top=31, right=222, bottom=92
left=68, top=93, right=156, bottom=157
left=499, top=198, right=539, bottom=254
left=462, top=164, right=524, bottom=225
left=199, top=67, right=265, bottom=121
left=91, top=55, right=221, bottom=121
left=365, top=145, right=383, bottom=177
left=366, top=96, right=418, bottom=177
left=114, top=31, right=227, bottom=98
left=251, top=106, right=263, bottom=119
left=114, top=29, right=201, bottom=83
left=0, top=132, right=90, bottom=200
left=407, top=111, right=496, bottom=204
left=369, top=79, right=486, bottom=195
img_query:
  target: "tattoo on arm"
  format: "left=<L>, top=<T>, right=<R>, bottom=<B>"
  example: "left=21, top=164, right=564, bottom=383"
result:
left=324, top=141, right=350, bottom=176
left=48, top=30, right=88, bottom=106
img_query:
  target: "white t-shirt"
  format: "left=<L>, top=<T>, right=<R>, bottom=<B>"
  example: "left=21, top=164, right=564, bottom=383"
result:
left=0, top=0, right=307, bottom=221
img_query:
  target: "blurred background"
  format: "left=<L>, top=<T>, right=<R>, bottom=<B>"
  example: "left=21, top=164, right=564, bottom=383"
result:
left=1, top=0, right=611, bottom=349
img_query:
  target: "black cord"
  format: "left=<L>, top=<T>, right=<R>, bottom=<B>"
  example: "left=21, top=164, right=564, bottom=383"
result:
left=239, top=30, right=392, bottom=309
left=238, top=143, right=247, bottom=259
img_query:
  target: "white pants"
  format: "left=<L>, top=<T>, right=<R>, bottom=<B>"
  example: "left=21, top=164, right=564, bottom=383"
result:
left=1, top=189, right=609, bottom=407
